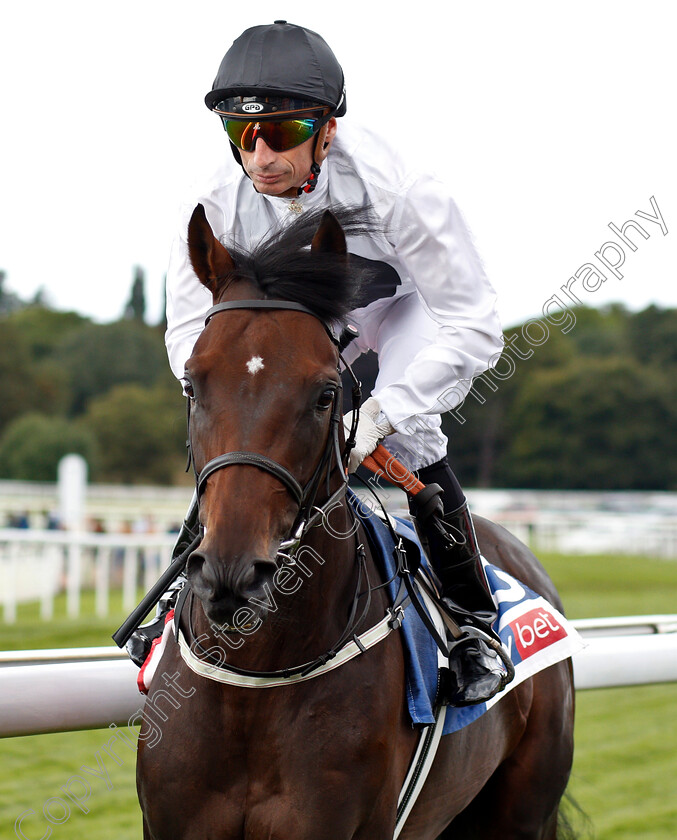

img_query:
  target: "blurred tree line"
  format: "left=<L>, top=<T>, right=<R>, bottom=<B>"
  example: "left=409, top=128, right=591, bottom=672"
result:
left=1, top=265, right=676, bottom=490
left=0, top=270, right=187, bottom=484
left=445, top=303, right=677, bottom=490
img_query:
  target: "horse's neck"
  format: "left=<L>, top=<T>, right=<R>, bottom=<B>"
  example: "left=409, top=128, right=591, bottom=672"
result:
left=189, top=491, right=381, bottom=671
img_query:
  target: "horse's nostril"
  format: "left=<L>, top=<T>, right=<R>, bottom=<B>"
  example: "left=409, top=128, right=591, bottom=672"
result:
left=186, top=550, right=206, bottom=582
left=239, top=560, right=278, bottom=601
left=187, top=551, right=220, bottom=601
left=187, top=549, right=279, bottom=617
left=238, top=564, right=257, bottom=591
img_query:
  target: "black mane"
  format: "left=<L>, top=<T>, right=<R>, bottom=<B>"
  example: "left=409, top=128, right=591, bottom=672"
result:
left=216, top=206, right=379, bottom=323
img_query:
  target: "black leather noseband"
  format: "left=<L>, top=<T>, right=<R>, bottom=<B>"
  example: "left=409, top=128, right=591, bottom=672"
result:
left=197, top=451, right=304, bottom=507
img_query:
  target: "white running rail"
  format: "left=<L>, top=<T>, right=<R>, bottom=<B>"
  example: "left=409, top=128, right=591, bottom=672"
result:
left=0, top=616, right=676, bottom=738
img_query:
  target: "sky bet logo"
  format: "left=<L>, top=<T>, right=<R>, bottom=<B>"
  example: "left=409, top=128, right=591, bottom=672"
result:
left=503, top=607, right=568, bottom=663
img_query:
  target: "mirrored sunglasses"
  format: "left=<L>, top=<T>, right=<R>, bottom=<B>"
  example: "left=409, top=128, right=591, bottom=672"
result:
left=222, top=117, right=324, bottom=152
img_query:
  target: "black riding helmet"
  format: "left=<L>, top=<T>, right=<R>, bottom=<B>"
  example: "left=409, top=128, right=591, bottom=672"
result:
left=205, top=21, right=346, bottom=194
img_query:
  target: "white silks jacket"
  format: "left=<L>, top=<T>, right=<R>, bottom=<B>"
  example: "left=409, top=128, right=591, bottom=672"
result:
left=165, top=121, right=504, bottom=470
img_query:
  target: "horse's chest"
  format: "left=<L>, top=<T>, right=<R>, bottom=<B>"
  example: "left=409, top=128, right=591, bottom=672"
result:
left=141, top=681, right=403, bottom=838
left=138, top=625, right=412, bottom=838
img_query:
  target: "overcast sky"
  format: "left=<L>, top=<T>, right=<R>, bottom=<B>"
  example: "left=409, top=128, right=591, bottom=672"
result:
left=2, top=1, right=675, bottom=329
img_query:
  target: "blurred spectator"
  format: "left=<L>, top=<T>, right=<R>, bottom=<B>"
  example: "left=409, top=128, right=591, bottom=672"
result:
left=7, top=511, right=30, bottom=528
left=44, top=510, right=62, bottom=530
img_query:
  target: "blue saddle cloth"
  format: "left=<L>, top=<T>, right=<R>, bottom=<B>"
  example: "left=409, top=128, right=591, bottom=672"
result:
left=349, top=489, right=583, bottom=735
left=350, top=491, right=486, bottom=734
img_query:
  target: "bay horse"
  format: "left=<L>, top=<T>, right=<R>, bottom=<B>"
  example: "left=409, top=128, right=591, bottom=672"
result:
left=137, top=204, right=576, bottom=839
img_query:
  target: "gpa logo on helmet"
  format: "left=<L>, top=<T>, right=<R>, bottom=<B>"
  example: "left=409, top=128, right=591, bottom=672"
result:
left=242, top=102, right=264, bottom=113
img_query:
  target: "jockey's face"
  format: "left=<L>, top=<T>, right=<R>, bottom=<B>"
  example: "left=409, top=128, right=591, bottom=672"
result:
left=239, top=118, right=337, bottom=198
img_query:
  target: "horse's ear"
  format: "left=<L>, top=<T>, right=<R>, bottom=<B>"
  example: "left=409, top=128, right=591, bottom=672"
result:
left=187, top=204, right=236, bottom=293
left=311, top=210, right=347, bottom=255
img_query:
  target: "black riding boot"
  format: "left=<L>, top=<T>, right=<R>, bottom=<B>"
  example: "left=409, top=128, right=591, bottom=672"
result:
left=413, top=460, right=512, bottom=707
left=125, top=496, right=199, bottom=668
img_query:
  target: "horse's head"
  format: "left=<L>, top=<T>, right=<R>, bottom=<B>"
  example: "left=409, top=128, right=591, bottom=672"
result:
left=183, top=204, right=362, bottom=628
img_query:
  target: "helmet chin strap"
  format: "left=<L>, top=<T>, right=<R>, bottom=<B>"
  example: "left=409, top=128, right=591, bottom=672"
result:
left=298, top=132, right=324, bottom=195
left=299, top=161, right=322, bottom=195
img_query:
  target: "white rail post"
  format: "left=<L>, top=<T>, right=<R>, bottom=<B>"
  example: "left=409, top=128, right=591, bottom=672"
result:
left=95, top=544, right=111, bottom=618
left=123, top=546, right=138, bottom=611
left=57, top=454, right=87, bottom=531
left=58, top=454, right=88, bottom=620
left=160, top=541, right=172, bottom=578
left=40, top=541, right=59, bottom=621
left=2, top=542, right=19, bottom=624
left=143, top=544, right=162, bottom=595
left=66, top=536, right=82, bottom=619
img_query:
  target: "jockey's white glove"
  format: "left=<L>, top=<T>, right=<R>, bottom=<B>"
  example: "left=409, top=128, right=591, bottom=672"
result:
left=343, top=397, right=395, bottom=473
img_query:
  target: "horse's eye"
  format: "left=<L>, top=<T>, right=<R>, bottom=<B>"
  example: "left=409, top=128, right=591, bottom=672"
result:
left=183, top=377, right=195, bottom=400
left=317, top=388, right=336, bottom=411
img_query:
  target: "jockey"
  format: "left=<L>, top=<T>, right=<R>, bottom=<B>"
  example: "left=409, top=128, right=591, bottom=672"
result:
left=128, top=21, right=511, bottom=706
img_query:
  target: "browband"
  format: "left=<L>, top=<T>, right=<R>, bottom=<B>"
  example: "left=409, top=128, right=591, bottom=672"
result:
left=206, top=298, right=327, bottom=324
left=205, top=299, right=360, bottom=351
left=206, top=299, right=321, bottom=320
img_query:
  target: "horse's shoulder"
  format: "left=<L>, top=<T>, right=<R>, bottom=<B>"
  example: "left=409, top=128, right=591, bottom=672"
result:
left=474, top=515, right=564, bottom=612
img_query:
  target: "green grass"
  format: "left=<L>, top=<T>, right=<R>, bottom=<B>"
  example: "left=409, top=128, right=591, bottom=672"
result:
left=0, top=589, right=152, bottom=651
left=2, top=728, right=142, bottom=839
left=570, top=685, right=677, bottom=840
left=1, top=555, right=676, bottom=839
left=540, top=552, right=677, bottom=840
left=539, top=551, right=677, bottom=620
left=0, top=591, right=142, bottom=839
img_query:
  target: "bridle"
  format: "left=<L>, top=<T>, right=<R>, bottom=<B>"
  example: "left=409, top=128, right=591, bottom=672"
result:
left=176, top=298, right=409, bottom=682
left=185, top=298, right=363, bottom=564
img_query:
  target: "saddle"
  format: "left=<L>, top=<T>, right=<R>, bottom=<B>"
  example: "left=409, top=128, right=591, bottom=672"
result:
left=354, top=447, right=584, bottom=731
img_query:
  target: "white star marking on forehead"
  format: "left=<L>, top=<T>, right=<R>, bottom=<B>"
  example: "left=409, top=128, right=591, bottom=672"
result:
left=246, top=356, right=265, bottom=375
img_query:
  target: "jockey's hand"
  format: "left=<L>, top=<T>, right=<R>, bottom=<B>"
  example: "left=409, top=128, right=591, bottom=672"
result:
left=343, top=397, right=395, bottom=473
